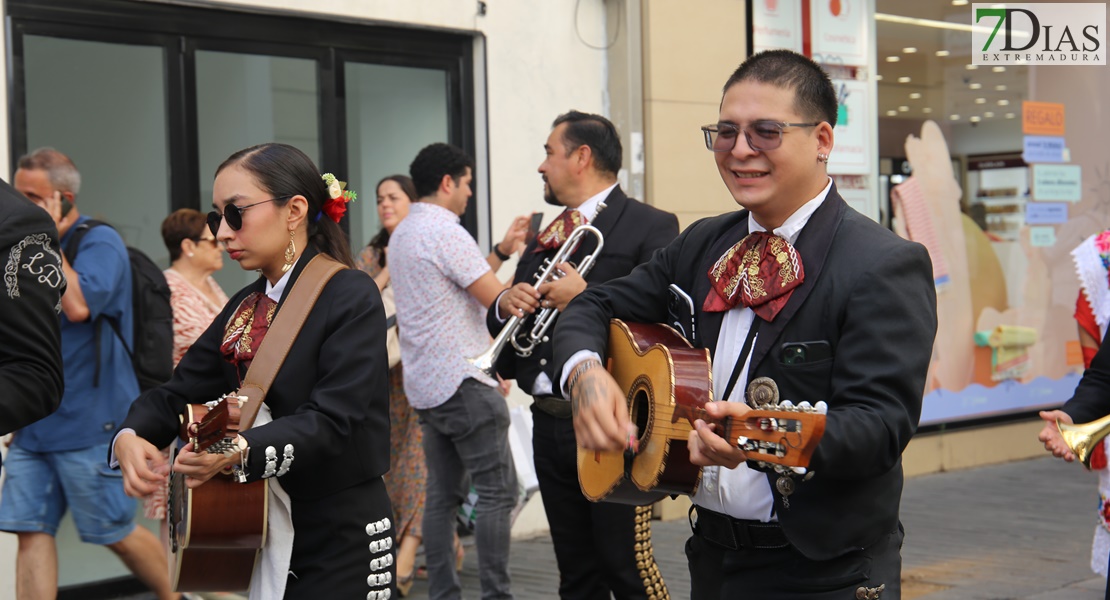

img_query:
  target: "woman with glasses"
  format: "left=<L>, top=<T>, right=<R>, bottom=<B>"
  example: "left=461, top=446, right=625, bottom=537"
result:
left=113, top=143, right=394, bottom=598
left=160, top=208, right=229, bottom=367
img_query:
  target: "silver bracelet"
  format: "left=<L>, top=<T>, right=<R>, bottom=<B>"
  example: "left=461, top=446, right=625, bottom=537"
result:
left=567, top=359, right=603, bottom=397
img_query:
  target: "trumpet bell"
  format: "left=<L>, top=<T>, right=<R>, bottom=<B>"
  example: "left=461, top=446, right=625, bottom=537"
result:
left=1058, top=413, right=1110, bottom=468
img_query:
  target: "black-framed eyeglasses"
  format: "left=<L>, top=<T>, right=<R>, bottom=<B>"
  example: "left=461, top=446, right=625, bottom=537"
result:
left=701, top=121, right=822, bottom=153
left=207, top=195, right=292, bottom=236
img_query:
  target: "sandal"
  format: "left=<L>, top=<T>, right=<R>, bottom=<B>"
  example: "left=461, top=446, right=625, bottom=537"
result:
left=396, top=570, right=415, bottom=597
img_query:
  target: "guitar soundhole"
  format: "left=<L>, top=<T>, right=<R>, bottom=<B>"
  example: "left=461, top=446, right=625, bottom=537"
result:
left=629, top=382, right=651, bottom=447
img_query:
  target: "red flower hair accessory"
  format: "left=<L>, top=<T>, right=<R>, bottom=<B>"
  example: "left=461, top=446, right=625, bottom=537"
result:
left=320, top=173, right=356, bottom=223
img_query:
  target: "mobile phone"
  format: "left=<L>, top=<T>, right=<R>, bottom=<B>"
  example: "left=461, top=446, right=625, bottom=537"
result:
left=667, top=284, right=697, bottom=343
left=60, top=199, right=74, bottom=218
left=526, top=212, right=544, bottom=244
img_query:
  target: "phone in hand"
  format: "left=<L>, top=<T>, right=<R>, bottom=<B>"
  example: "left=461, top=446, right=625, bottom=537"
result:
left=526, top=212, right=544, bottom=245
left=60, top=198, right=74, bottom=218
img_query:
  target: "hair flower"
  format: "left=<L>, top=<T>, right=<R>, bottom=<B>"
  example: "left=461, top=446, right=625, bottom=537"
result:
left=320, top=173, right=357, bottom=223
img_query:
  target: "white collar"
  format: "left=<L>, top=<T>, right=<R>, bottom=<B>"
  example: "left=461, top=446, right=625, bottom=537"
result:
left=573, top=183, right=617, bottom=222
left=265, top=267, right=294, bottom=303
left=748, top=177, right=832, bottom=244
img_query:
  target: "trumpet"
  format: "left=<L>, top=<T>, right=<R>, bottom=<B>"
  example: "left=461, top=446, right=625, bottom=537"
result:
left=1058, top=413, right=1110, bottom=468
left=469, top=223, right=605, bottom=377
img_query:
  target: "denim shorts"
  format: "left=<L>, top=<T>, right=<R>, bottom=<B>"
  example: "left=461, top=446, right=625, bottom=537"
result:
left=0, top=442, right=137, bottom=545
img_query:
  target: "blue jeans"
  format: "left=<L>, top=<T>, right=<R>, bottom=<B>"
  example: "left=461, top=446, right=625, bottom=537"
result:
left=0, top=442, right=136, bottom=544
left=418, top=378, right=516, bottom=600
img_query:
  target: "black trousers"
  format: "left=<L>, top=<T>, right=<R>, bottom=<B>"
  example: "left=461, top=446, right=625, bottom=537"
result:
left=531, top=406, right=667, bottom=600
left=686, top=520, right=903, bottom=600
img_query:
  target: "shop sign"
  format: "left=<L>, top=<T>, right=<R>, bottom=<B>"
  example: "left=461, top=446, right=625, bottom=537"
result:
left=1032, top=164, right=1082, bottom=201
left=1022, top=101, right=1065, bottom=136
left=1025, top=201, right=1069, bottom=224
left=972, top=3, right=1105, bottom=66
left=1029, top=225, right=1057, bottom=247
left=1021, top=135, right=1066, bottom=163
left=811, top=0, right=869, bottom=66
left=753, top=0, right=802, bottom=53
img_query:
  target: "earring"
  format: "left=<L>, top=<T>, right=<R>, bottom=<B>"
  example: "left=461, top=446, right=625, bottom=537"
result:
left=187, top=252, right=195, bottom=258
left=817, top=152, right=830, bottom=163
left=282, top=229, right=296, bottom=273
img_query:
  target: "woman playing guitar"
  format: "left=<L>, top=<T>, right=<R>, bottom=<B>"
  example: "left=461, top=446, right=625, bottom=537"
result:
left=112, top=143, right=394, bottom=599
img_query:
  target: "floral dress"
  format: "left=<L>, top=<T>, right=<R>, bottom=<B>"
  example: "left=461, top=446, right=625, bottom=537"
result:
left=358, top=244, right=425, bottom=542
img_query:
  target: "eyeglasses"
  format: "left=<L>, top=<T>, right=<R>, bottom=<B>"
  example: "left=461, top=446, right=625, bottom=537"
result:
left=701, top=121, right=822, bottom=153
left=207, top=196, right=291, bottom=236
left=193, top=236, right=219, bottom=248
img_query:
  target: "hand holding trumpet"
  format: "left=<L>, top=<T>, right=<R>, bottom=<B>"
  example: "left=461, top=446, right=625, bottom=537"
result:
left=498, top=262, right=586, bottom=317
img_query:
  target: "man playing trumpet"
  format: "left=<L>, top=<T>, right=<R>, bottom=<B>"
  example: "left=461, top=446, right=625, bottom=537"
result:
left=489, top=111, right=678, bottom=600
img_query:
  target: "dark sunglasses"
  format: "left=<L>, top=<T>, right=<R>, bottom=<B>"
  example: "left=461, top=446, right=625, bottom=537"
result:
left=207, top=195, right=292, bottom=236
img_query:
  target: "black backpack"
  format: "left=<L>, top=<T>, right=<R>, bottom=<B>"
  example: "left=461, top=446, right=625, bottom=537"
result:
left=64, top=220, right=174, bottom=391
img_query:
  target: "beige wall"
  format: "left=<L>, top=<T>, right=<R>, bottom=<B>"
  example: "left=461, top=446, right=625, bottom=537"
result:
left=641, top=0, right=747, bottom=230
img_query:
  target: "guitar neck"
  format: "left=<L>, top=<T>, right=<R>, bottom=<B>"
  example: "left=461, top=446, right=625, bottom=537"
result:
left=678, top=405, right=825, bottom=469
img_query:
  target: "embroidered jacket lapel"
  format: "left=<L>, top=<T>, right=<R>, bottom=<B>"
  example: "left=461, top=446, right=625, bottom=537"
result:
left=695, top=215, right=750, bottom=353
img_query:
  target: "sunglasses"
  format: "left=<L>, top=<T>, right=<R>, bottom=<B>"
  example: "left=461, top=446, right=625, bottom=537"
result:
left=207, top=195, right=292, bottom=236
left=701, top=121, right=822, bottom=153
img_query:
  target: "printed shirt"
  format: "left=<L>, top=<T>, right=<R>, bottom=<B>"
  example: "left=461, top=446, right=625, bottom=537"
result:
left=17, top=215, right=139, bottom=452
left=388, top=202, right=498, bottom=409
left=164, top=269, right=229, bottom=366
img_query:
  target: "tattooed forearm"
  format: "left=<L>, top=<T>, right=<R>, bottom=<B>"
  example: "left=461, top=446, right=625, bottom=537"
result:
left=572, top=370, right=607, bottom=417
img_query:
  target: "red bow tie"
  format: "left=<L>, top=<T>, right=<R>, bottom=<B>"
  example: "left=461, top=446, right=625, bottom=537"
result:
left=533, top=210, right=586, bottom=252
left=220, top=292, right=277, bottom=371
left=703, top=231, right=804, bottom=321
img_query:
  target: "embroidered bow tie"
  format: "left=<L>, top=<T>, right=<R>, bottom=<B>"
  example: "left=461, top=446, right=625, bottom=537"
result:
left=221, top=292, right=277, bottom=370
left=533, top=209, right=586, bottom=252
left=703, top=231, right=804, bottom=321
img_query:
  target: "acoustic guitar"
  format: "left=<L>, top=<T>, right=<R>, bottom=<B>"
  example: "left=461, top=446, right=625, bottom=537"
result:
left=577, top=320, right=826, bottom=504
left=168, top=395, right=268, bottom=591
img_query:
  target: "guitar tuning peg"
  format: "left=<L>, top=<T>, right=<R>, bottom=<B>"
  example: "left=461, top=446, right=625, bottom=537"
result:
left=815, top=401, right=828, bottom=414
left=780, top=400, right=795, bottom=410
left=798, top=401, right=812, bottom=411
left=792, top=466, right=807, bottom=475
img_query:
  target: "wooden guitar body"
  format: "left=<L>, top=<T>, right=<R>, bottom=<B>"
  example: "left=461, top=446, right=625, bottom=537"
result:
left=168, top=402, right=268, bottom=592
left=577, top=320, right=826, bottom=506
left=577, top=320, right=712, bottom=504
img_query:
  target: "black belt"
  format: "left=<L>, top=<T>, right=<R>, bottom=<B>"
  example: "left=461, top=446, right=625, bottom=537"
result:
left=690, top=505, right=789, bottom=550
left=532, top=395, right=572, bottom=419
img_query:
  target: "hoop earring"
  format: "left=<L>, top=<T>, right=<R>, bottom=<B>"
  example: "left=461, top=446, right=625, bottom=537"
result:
left=817, top=152, right=830, bottom=163
left=282, top=229, right=296, bottom=273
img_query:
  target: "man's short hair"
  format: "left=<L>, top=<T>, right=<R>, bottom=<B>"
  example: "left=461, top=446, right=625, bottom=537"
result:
left=552, top=111, right=622, bottom=176
left=723, top=50, right=838, bottom=128
left=409, top=143, right=475, bottom=199
left=17, top=147, right=81, bottom=194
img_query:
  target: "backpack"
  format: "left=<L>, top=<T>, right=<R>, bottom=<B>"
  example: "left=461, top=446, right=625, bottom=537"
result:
left=64, top=220, right=174, bottom=392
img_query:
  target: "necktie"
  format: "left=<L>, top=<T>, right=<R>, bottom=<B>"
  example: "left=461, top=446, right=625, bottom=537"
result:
left=220, top=292, right=277, bottom=371
left=533, top=210, right=586, bottom=252
left=703, top=231, right=804, bottom=321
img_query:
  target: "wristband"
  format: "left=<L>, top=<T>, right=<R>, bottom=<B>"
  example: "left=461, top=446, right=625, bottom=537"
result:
left=492, top=244, right=511, bottom=261
left=567, top=359, right=603, bottom=396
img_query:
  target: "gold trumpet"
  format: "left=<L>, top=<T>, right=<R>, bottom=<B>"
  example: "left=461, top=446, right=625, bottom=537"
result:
left=468, top=223, right=605, bottom=377
left=1057, top=413, right=1110, bottom=468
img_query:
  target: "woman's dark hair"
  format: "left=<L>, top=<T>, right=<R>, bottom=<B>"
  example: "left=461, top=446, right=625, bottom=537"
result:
left=216, top=143, right=356, bottom=268
left=367, top=174, right=417, bottom=268
left=162, top=208, right=209, bottom=262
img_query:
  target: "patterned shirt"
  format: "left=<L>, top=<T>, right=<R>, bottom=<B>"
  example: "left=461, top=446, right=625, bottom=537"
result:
left=388, top=202, right=498, bottom=409
left=164, top=269, right=228, bottom=366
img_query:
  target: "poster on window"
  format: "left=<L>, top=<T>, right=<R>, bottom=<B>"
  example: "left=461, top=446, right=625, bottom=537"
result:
left=809, top=0, right=869, bottom=66
left=826, top=79, right=870, bottom=174
left=753, top=0, right=803, bottom=53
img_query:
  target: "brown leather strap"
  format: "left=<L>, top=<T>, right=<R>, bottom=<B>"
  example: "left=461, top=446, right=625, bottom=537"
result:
left=236, top=255, right=345, bottom=431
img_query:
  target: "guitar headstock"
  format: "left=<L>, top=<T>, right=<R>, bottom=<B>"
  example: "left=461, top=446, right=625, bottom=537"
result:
left=187, top=398, right=239, bottom=456
left=724, top=405, right=826, bottom=469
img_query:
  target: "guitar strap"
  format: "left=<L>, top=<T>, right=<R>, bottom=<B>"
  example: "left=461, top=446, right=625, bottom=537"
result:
left=720, top=318, right=762, bottom=403
left=235, top=255, right=346, bottom=431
